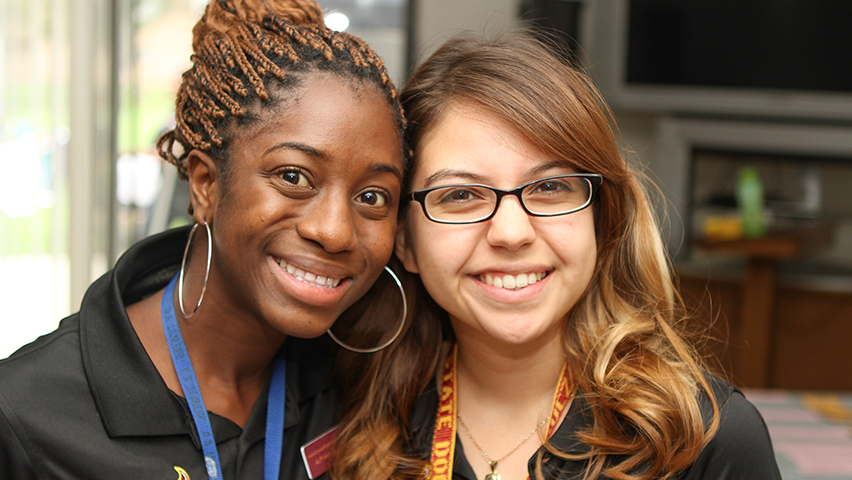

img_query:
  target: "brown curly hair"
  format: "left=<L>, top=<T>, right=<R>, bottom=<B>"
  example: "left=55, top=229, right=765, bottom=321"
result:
left=157, top=0, right=406, bottom=179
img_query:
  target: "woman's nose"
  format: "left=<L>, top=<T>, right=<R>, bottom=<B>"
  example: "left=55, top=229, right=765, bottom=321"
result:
left=485, top=196, right=536, bottom=250
left=296, top=193, right=359, bottom=253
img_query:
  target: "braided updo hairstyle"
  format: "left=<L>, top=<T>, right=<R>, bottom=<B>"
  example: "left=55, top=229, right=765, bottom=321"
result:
left=157, top=0, right=406, bottom=179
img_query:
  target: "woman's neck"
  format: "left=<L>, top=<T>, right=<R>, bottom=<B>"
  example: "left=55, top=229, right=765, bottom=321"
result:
left=182, top=281, right=285, bottom=379
left=453, top=325, right=567, bottom=413
left=128, top=265, right=287, bottom=428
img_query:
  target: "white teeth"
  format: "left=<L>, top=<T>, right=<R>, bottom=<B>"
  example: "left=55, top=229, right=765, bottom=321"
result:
left=479, top=271, right=547, bottom=290
left=275, top=258, right=342, bottom=288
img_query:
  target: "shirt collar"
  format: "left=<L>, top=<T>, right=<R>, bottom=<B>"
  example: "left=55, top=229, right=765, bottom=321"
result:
left=546, top=393, right=594, bottom=454
left=80, top=227, right=189, bottom=437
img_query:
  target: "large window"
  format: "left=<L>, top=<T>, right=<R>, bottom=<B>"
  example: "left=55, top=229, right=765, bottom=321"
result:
left=0, top=0, right=71, bottom=356
left=113, top=0, right=201, bottom=251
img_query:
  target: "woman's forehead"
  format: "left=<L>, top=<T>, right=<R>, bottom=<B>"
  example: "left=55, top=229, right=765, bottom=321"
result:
left=413, top=103, right=577, bottom=186
left=219, top=75, right=402, bottom=175
left=229, top=74, right=398, bottom=146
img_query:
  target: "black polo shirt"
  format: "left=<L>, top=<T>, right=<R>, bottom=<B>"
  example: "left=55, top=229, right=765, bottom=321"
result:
left=409, top=374, right=783, bottom=479
left=0, top=228, right=338, bottom=479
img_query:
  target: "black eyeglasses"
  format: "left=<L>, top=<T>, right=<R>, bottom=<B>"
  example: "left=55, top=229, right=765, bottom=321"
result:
left=409, top=174, right=602, bottom=224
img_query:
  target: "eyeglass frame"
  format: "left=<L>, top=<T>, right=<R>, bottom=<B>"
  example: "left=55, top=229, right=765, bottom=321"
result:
left=409, top=173, right=603, bottom=224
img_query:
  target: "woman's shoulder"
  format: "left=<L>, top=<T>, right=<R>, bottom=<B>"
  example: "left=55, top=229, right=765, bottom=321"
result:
left=0, top=314, right=90, bottom=478
left=699, top=374, right=736, bottom=417
left=700, top=374, right=776, bottom=454
left=0, top=314, right=81, bottom=375
left=683, top=374, right=782, bottom=479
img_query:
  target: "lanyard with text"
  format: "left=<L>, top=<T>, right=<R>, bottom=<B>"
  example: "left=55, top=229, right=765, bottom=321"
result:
left=161, top=275, right=287, bottom=480
left=429, top=344, right=572, bottom=480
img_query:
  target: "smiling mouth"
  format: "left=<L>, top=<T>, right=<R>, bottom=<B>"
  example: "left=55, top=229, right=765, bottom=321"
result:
left=476, top=271, right=549, bottom=290
left=274, top=258, right=343, bottom=289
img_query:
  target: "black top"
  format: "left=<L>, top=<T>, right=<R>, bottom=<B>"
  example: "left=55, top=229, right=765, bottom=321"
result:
left=0, top=227, right=337, bottom=480
left=409, top=375, right=783, bottom=479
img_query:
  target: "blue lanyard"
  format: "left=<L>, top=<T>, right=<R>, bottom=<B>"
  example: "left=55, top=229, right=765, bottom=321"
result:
left=161, top=275, right=287, bottom=480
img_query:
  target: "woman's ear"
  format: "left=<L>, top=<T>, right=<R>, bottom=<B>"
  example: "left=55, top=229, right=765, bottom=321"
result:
left=186, top=149, right=219, bottom=224
left=394, top=222, right=420, bottom=274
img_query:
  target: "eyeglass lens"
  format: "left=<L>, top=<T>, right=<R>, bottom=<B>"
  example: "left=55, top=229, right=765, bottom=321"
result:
left=423, top=176, right=593, bottom=223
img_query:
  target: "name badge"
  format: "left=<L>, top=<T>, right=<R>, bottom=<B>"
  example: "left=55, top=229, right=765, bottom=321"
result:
left=300, top=426, right=338, bottom=479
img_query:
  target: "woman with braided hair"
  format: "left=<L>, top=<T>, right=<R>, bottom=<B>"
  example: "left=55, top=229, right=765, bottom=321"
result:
left=330, top=30, right=781, bottom=480
left=0, top=0, right=408, bottom=478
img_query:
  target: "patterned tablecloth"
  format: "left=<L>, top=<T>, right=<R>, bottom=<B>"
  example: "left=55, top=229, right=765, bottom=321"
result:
left=745, top=390, right=852, bottom=479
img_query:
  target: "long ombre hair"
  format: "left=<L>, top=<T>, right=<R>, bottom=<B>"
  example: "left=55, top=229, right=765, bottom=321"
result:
left=331, top=30, right=719, bottom=480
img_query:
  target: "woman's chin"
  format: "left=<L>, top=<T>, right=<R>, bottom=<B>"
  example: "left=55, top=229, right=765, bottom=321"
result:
left=487, top=329, right=547, bottom=347
left=263, top=314, right=338, bottom=341
left=450, top=309, right=568, bottom=352
left=462, top=320, right=557, bottom=350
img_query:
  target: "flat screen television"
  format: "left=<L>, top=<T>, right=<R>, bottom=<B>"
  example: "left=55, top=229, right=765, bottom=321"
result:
left=586, top=0, right=852, bottom=121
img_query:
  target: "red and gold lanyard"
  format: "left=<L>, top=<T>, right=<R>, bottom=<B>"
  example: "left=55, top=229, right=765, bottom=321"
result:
left=429, top=344, right=572, bottom=480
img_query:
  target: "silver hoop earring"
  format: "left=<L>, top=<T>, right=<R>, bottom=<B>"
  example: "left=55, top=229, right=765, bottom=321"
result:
left=178, top=221, right=212, bottom=319
left=328, top=266, right=407, bottom=354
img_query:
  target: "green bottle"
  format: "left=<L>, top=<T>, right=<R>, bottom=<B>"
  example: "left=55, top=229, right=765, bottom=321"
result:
left=736, top=166, right=766, bottom=238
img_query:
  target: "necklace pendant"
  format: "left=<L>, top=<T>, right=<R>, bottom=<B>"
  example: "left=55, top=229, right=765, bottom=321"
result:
left=485, top=462, right=501, bottom=480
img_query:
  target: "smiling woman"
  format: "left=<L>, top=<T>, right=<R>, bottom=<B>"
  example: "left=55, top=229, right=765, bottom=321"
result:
left=331, top=30, right=783, bottom=480
left=180, top=74, right=403, bottom=342
left=0, top=1, right=407, bottom=479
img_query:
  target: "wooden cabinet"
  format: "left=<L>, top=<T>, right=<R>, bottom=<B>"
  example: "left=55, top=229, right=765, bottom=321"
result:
left=678, top=267, right=852, bottom=391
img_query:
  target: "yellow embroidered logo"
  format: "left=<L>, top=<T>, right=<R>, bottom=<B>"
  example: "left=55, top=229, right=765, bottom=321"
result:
left=174, top=466, right=190, bottom=480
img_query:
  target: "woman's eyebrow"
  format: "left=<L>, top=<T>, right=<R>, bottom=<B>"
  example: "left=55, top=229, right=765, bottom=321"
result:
left=371, top=163, right=403, bottom=184
left=263, top=141, right=325, bottom=159
left=527, top=160, right=577, bottom=176
left=422, top=162, right=577, bottom=188
left=423, top=169, right=488, bottom=188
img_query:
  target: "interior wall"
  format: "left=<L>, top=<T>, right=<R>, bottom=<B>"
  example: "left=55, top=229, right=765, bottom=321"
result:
left=411, top=0, right=519, bottom=63
left=411, top=2, right=659, bottom=153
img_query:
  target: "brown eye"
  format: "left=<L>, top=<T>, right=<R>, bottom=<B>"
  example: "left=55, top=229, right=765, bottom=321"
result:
left=356, top=190, right=388, bottom=207
left=281, top=169, right=311, bottom=188
left=435, top=187, right=483, bottom=205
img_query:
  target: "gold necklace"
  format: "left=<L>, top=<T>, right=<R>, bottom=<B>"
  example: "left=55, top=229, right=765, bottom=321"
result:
left=456, top=414, right=547, bottom=480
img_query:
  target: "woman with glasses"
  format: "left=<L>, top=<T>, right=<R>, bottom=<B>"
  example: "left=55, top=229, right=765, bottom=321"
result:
left=329, top=31, right=781, bottom=479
